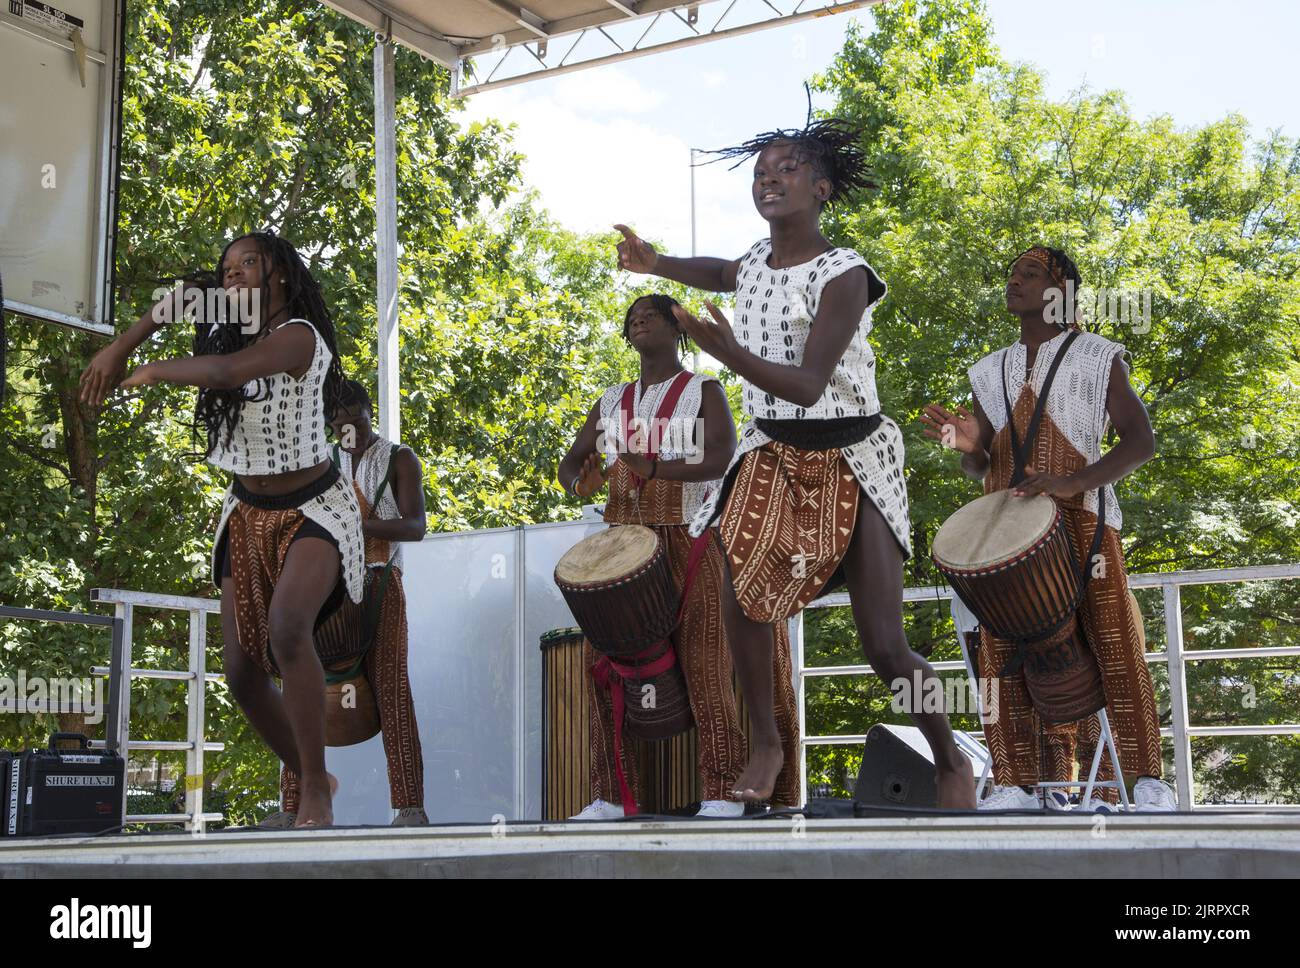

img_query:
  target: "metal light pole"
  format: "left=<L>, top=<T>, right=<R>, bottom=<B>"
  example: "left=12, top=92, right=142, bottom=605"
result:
left=689, top=147, right=700, bottom=372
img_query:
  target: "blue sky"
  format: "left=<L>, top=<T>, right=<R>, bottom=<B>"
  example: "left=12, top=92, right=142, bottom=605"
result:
left=460, top=0, right=1298, bottom=260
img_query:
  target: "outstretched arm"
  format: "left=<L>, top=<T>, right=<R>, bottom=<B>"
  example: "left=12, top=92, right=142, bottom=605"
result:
left=80, top=283, right=204, bottom=406
left=119, top=322, right=315, bottom=391
left=614, top=224, right=739, bottom=294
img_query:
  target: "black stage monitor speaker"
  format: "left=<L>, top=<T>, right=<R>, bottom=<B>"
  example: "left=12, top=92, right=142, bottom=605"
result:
left=853, top=724, right=987, bottom=810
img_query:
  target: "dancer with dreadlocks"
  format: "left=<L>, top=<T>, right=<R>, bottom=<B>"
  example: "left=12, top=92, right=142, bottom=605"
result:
left=615, top=115, right=976, bottom=807
left=80, top=231, right=363, bottom=827
left=558, top=294, right=800, bottom=819
left=921, top=246, right=1175, bottom=812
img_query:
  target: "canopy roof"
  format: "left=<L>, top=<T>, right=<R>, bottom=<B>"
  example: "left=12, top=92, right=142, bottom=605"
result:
left=320, top=1, right=879, bottom=93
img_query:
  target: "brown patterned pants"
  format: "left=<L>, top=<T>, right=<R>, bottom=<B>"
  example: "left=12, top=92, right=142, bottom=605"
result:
left=979, top=514, right=1164, bottom=790
left=587, top=525, right=801, bottom=807
left=282, top=569, right=425, bottom=811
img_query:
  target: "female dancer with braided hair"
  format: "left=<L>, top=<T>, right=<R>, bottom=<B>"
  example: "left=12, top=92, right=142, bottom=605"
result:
left=81, top=232, right=363, bottom=827
left=616, top=116, right=976, bottom=808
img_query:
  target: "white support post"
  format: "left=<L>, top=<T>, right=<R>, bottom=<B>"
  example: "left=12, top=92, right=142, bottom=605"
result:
left=792, top=611, right=806, bottom=807
left=374, top=38, right=400, bottom=442
left=185, top=609, right=208, bottom=834
left=114, top=603, right=133, bottom=823
left=514, top=526, right=527, bottom=820
left=1164, top=584, right=1194, bottom=810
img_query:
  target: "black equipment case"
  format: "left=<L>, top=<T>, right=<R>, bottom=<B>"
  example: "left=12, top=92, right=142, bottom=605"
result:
left=3, top=733, right=124, bottom=837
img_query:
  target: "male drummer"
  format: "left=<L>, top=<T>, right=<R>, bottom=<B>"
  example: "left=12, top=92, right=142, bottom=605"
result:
left=922, top=246, right=1175, bottom=811
left=267, top=380, right=429, bottom=827
left=558, top=294, right=801, bottom=818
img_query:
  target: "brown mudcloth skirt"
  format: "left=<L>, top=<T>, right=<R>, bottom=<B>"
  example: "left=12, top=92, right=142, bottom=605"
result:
left=222, top=501, right=345, bottom=676
left=719, top=441, right=860, bottom=623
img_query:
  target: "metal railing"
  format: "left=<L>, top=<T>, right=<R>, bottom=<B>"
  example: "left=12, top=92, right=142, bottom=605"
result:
left=792, top=563, right=1300, bottom=811
left=86, top=588, right=225, bottom=832
left=9, top=560, right=1297, bottom=829
left=0, top=604, right=128, bottom=818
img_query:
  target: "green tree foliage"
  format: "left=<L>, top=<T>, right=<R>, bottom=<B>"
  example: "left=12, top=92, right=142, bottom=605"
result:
left=0, top=0, right=652, bottom=821
left=4, top=0, right=1296, bottom=815
left=803, top=0, right=1300, bottom=801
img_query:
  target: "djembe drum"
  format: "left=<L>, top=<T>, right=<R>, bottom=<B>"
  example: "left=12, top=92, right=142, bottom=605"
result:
left=554, top=526, right=693, bottom=739
left=540, top=628, right=757, bottom=819
left=312, top=568, right=390, bottom=746
left=931, top=491, right=1106, bottom=724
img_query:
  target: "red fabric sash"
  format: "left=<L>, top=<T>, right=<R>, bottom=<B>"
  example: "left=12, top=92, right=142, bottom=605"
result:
left=618, top=371, right=693, bottom=490
left=590, top=526, right=712, bottom=816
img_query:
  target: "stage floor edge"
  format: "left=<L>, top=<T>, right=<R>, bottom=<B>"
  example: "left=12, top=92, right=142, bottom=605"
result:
left=1, top=814, right=1298, bottom=878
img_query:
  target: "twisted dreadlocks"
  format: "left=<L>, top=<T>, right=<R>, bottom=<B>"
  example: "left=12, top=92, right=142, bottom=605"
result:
left=191, top=231, right=345, bottom=457
left=623, top=293, right=690, bottom=357
left=703, top=90, right=875, bottom=208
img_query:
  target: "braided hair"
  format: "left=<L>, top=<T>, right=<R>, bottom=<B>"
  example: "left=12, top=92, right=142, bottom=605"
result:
left=623, top=294, right=689, bottom=356
left=191, top=231, right=345, bottom=457
left=334, top=378, right=372, bottom=418
left=704, top=90, right=875, bottom=208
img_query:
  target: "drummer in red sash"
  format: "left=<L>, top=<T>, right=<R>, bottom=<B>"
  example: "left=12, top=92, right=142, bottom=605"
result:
left=922, top=246, right=1176, bottom=812
left=558, top=294, right=801, bottom=818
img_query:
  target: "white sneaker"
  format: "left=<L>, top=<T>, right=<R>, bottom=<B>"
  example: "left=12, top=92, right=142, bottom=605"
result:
left=695, top=799, right=745, bottom=818
left=1079, top=797, right=1118, bottom=814
left=1043, top=790, right=1071, bottom=811
left=1134, top=777, right=1178, bottom=812
left=978, top=785, right=1040, bottom=811
left=569, top=798, right=626, bottom=820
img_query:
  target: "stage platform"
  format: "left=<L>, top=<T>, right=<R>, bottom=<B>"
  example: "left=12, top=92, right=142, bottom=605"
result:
left=2, top=813, right=1298, bottom=878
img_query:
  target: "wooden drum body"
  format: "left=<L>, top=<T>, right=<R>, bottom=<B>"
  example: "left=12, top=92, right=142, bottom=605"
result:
left=553, top=525, right=694, bottom=741
left=932, top=491, right=1106, bottom=724
left=540, top=629, right=754, bottom=819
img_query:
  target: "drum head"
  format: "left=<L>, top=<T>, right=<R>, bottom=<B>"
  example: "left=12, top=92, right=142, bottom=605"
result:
left=932, top=491, right=1058, bottom=571
left=555, top=525, right=660, bottom=585
left=539, top=627, right=585, bottom=650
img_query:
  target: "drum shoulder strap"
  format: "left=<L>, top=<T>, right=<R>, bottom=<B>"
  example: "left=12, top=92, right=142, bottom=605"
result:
left=619, top=371, right=695, bottom=459
left=370, top=442, right=401, bottom=510
left=1001, top=330, right=1081, bottom=486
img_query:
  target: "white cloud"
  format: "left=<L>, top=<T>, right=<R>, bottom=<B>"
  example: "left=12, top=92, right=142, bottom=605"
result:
left=550, top=66, right=665, bottom=115
left=460, top=75, right=765, bottom=262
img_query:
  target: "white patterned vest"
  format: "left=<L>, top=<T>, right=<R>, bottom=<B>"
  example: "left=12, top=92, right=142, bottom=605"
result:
left=337, top=435, right=406, bottom=570
left=968, top=329, right=1126, bottom=528
left=207, top=318, right=332, bottom=475
left=732, top=239, right=887, bottom=420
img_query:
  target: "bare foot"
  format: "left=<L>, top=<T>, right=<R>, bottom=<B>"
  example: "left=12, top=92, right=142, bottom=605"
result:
left=295, top=774, right=335, bottom=828
left=936, top=764, right=977, bottom=810
left=730, top=743, right=784, bottom=804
